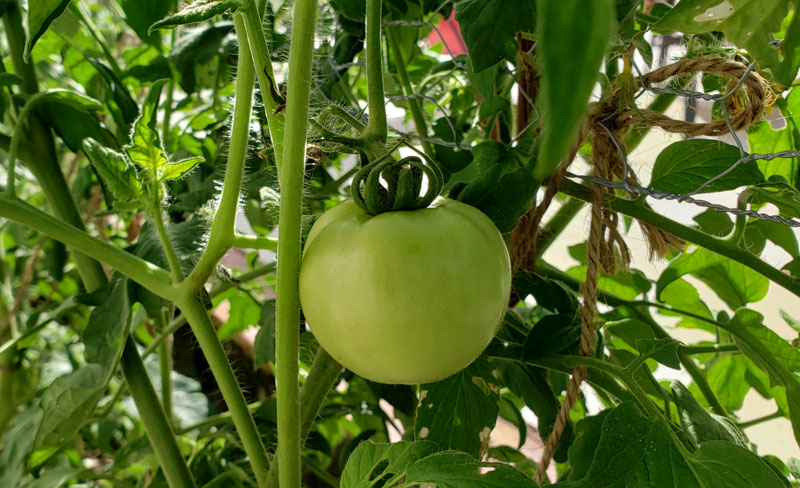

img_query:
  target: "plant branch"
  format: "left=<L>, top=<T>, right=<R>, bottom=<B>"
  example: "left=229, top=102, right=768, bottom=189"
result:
left=739, top=409, right=783, bottom=429
left=232, top=234, right=278, bottom=251
left=0, top=195, right=177, bottom=300
left=120, top=338, right=196, bottom=488
left=559, top=180, right=800, bottom=299
left=186, top=15, right=256, bottom=292
left=265, top=349, right=343, bottom=488
left=275, top=1, right=318, bottom=486
left=241, top=0, right=285, bottom=169
left=362, top=0, right=388, bottom=145
left=177, top=296, right=270, bottom=486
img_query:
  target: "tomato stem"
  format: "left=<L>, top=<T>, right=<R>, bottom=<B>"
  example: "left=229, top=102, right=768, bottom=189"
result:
left=241, top=0, right=286, bottom=170
left=275, top=1, right=318, bottom=487
left=362, top=0, right=388, bottom=145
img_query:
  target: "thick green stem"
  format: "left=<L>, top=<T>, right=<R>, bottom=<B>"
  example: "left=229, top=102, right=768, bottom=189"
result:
left=362, top=0, right=388, bottom=145
left=177, top=297, right=270, bottom=486
left=0, top=196, right=177, bottom=300
left=265, top=349, right=343, bottom=488
left=241, top=0, right=285, bottom=169
left=186, top=16, right=256, bottom=291
left=385, top=27, right=434, bottom=157
left=679, top=344, right=738, bottom=355
left=559, top=180, right=800, bottom=298
left=121, top=338, right=196, bottom=488
left=739, top=410, right=783, bottom=429
left=275, top=1, right=318, bottom=487
left=3, top=3, right=38, bottom=95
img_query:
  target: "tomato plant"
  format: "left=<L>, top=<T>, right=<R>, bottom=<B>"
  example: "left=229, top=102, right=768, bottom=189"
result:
left=1, top=0, right=800, bottom=487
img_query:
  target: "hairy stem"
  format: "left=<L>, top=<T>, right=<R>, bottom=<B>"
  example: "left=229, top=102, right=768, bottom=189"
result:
left=275, top=1, right=318, bottom=487
left=362, top=0, right=388, bottom=145
left=177, top=297, right=270, bottom=486
left=265, top=349, right=343, bottom=488
left=186, top=15, right=256, bottom=291
left=242, top=0, right=285, bottom=168
left=154, top=310, right=174, bottom=424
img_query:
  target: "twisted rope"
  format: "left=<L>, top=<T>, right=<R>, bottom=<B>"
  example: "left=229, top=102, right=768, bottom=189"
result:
left=526, top=56, right=770, bottom=484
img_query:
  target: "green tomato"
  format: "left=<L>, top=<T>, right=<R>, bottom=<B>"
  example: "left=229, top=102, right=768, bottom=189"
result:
left=299, top=198, right=511, bottom=384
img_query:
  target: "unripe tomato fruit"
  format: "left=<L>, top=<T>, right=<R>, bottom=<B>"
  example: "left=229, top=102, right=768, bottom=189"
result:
left=299, top=198, right=511, bottom=384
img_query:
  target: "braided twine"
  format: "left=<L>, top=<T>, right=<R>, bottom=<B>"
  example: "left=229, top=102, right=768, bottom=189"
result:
left=528, top=56, right=770, bottom=485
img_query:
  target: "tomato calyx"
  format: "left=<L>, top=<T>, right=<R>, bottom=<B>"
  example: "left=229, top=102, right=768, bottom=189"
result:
left=351, top=151, right=444, bottom=215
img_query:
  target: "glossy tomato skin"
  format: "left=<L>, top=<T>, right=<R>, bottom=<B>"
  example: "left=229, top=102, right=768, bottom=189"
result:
left=299, top=198, right=511, bottom=384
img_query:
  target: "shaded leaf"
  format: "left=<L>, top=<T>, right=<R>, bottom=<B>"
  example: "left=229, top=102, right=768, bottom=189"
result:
left=672, top=381, right=748, bottom=448
left=746, top=175, right=800, bottom=219
left=149, top=0, right=238, bottom=33
left=35, top=280, right=130, bottom=450
left=536, top=0, right=614, bottom=179
left=513, top=271, right=578, bottom=314
left=654, top=0, right=799, bottom=87
left=444, top=141, right=539, bottom=232
left=24, top=0, right=71, bottom=61
left=82, top=138, right=144, bottom=210
left=254, top=299, right=276, bottom=367
left=171, top=23, right=234, bottom=94
left=454, top=0, right=536, bottom=73
left=404, top=451, right=538, bottom=488
left=649, top=139, right=763, bottom=194
left=340, top=440, right=438, bottom=488
left=119, top=0, right=175, bottom=46
left=415, top=356, right=499, bottom=458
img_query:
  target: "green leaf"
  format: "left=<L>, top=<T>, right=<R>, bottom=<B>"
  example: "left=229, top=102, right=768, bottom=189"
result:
left=557, top=402, right=788, bottom=488
left=415, top=356, right=499, bottom=458
left=465, top=62, right=510, bottom=120
left=23, top=0, right=71, bottom=61
left=82, top=138, right=144, bottom=209
left=649, top=139, right=764, bottom=194
left=568, top=264, right=651, bottom=300
left=726, top=308, right=800, bottom=447
left=254, top=300, right=276, bottom=367
left=523, top=313, right=580, bottom=360
left=0, top=409, right=42, bottom=487
left=748, top=90, right=800, bottom=187
left=340, top=440, right=438, bottom=488
left=672, top=381, right=749, bottom=448
left=24, top=90, right=116, bottom=153
left=87, top=59, right=139, bottom=142
left=635, top=338, right=681, bottom=369
left=35, top=280, right=130, bottom=450
left=119, top=0, right=176, bottom=46
left=691, top=441, right=789, bottom=487
left=747, top=175, right=800, bottom=219
left=454, top=0, right=536, bottom=73
left=0, top=73, right=23, bottom=87
left=658, top=278, right=714, bottom=330
left=494, top=358, right=573, bottom=462
left=657, top=248, right=768, bottom=309
left=171, top=23, right=234, bottom=94
left=125, top=79, right=169, bottom=178
left=654, top=0, right=799, bottom=87
left=443, top=141, right=539, bottom=232
left=513, top=271, right=578, bottom=314
left=535, top=0, right=614, bottom=179
left=160, top=156, right=203, bottom=181
left=149, top=0, right=239, bottom=34
left=745, top=219, right=799, bottom=257
left=212, top=288, right=260, bottom=341
left=404, top=451, right=538, bottom=488
left=706, top=355, right=753, bottom=412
